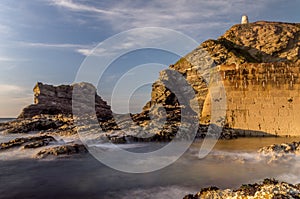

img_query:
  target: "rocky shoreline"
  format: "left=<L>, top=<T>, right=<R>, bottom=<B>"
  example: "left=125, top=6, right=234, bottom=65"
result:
left=184, top=178, right=300, bottom=199
left=0, top=21, right=300, bottom=198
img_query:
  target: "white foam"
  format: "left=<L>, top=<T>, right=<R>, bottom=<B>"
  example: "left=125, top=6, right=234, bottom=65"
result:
left=104, top=185, right=197, bottom=199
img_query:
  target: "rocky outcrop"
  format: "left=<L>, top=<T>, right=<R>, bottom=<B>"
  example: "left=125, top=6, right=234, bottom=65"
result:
left=0, top=135, right=56, bottom=150
left=18, top=82, right=113, bottom=120
left=202, top=21, right=300, bottom=65
left=138, top=21, right=300, bottom=138
left=3, top=21, right=300, bottom=144
left=258, top=141, right=300, bottom=154
left=184, top=178, right=300, bottom=199
left=0, top=114, right=75, bottom=135
left=0, top=134, right=87, bottom=159
left=35, top=143, right=87, bottom=158
left=258, top=141, right=300, bottom=163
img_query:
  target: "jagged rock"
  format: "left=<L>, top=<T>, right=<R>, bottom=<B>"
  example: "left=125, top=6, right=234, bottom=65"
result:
left=184, top=178, right=300, bottom=199
left=3, top=21, right=300, bottom=144
left=258, top=141, right=300, bottom=163
left=1, top=114, right=74, bottom=134
left=18, top=82, right=113, bottom=120
left=258, top=142, right=300, bottom=154
left=35, top=143, right=87, bottom=158
left=0, top=135, right=56, bottom=150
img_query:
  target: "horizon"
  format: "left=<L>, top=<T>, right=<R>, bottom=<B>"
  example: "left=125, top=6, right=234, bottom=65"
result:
left=1, top=0, right=300, bottom=117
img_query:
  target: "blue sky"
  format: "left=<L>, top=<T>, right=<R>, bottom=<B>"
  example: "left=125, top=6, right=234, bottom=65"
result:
left=0, top=0, right=299, bottom=117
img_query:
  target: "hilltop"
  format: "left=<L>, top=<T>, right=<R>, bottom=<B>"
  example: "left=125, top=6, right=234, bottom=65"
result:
left=202, top=21, right=300, bottom=65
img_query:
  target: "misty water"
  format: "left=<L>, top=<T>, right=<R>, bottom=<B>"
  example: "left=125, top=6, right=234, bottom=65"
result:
left=1, top=137, right=300, bottom=199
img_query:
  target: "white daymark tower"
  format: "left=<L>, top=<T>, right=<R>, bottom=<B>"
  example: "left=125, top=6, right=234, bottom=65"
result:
left=241, top=15, right=249, bottom=24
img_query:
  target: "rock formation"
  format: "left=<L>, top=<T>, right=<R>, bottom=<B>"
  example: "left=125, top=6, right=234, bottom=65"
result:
left=3, top=21, right=300, bottom=143
left=0, top=135, right=56, bottom=150
left=141, top=21, right=300, bottom=137
left=35, top=143, right=87, bottom=159
left=258, top=141, right=300, bottom=163
left=184, top=178, right=300, bottom=199
left=203, top=21, right=300, bottom=65
left=18, top=82, right=113, bottom=120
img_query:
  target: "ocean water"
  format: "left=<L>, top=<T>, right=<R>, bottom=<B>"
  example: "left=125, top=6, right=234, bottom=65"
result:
left=0, top=118, right=15, bottom=123
left=0, top=137, right=299, bottom=199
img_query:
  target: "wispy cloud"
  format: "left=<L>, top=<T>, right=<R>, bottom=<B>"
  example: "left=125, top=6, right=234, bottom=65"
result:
left=50, top=0, right=116, bottom=15
left=0, top=24, right=11, bottom=35
left=0, top=56, right=14, bottom=62
left=76, top=48, right=92, bottom=56
left=20, top=41, right=89, bottom=49
left=48, top=0, right=272, bottom=39
left=19, top=41, right=96, bottom=56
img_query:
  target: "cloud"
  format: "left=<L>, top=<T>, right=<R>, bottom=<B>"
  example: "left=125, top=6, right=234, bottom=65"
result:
left=0, top=56, right=14, bottom=62
left=0, top=24, right=11, bottom=35
left=50, top=0, right=116, bottom=15
left=19, top=41, right=96, bottom=56
left=0, top=84, right=23, bottom=93
left=48, top=0, right=272, bottom=39
left=20, top=41, right=88, bottom=49
left=76, top=48, right=92, bottom=56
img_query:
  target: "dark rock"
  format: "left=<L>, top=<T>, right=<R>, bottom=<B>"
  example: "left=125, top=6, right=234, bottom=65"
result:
left=1, top=114, right=75, bottom=135
left=183, top=194, right=196, bottom=199
left=35, top=143, right=87, bottom=158
left=235, top=183, right=259, bottom=196
left=184, top=178, right=300, bottom=198
left=0, top=135, right=56, bottom=150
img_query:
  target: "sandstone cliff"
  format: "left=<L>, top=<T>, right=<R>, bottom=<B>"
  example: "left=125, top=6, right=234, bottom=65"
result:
left=141, top=21, right=300, bottom=137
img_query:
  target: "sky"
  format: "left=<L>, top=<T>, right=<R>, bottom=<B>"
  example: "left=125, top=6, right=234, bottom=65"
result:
left=0, top=0, right=299, bottom=117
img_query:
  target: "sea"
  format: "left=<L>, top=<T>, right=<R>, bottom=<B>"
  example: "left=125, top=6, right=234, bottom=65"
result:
left=0, top=137, right=299, bottom=199
left=0, top=118, right=15, bottom=123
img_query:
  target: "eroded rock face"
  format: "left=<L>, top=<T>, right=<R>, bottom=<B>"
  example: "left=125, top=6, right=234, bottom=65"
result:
left=4, top=21, right=300, bottom=144
left=139, top=21, right=300, bottom=138
left=18, top=82, right=113, bottom=120
left=184, top=179, right=300, bottom=199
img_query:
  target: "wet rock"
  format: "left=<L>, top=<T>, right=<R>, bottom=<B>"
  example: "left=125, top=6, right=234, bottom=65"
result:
left=184, top=178, right=300, bottom=199
left=258, top=141, right=300, bottom=163
left=0, top=135, right=56, bottom=150
left=0, top=114, right=77, bottom=135
left=35, top=143, right=87, bottom=158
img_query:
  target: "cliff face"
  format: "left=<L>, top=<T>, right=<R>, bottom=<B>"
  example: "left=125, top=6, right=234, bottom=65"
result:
left=18, top=82, right=113, bottom=120
left=143, top=21, right=300, bottom=137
